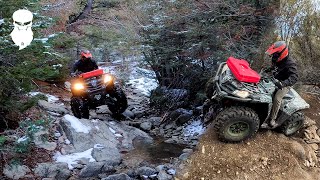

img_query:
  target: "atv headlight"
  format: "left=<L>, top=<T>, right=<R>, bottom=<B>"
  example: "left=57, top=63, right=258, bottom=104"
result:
left=104, top=74, right=113, bottom=83
left=233, top=90, right=250, bottom=98
left=73, top=83, right=85, bottom=90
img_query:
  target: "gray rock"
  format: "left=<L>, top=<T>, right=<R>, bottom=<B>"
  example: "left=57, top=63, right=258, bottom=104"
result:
left=79, top=162, right=105, bottom=178
left=38, top=100, right=68, bottom=114
left=3, top=164, right=30, bottom=180
left=96, top=105, right=112, bottom=114
left=182, top=148, right=193, bottom=154
left=102, top=173, right=131, bottom=180
left=176, top=114, right=192, bottom=125
left=33, top=130, right=57, bottom=151
left=179, top=153, right=191, bottom=161
left=132, top=109, right=146, bottom=118
left=60, top=116, right=152, bottom=153
left=167, top=169, right=176, bottom=175
left=158, top=170, right=173, bottom=180
left=34, top=163, right=71, bottom=180
left=123, top=109, right=135, bottom=119
left=136, top=166, right=157, bottom=176
left=155, top=165, right=166, bottom=172
left=149, top=117, right=162, bottom=126
left=140, top=121, right=152, bottom=131
left=92, top=147, right=121, bottom=164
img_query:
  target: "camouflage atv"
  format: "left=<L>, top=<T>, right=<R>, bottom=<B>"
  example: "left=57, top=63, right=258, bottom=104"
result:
left=204, top=57, right=309, bottom=142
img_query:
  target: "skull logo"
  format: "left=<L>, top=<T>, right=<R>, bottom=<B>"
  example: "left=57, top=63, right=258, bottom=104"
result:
left=10, top=9, right=34, bottom=50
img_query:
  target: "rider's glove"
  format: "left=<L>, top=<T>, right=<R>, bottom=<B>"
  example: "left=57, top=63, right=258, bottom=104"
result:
left=274, top=80, right=283, bottom=90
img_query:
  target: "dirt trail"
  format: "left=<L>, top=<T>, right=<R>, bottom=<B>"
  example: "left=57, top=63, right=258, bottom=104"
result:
left=178, top=126, right=320, bottom=180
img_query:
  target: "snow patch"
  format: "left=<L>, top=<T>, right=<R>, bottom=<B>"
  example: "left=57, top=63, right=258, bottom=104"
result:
left=28, top=92, right=59, bottom=103
left=128, top=77, right=158, bottom=96
left=65, top=139, right=70, bottom=145
left=183, top=119, right=205, bottom=137
left=108, top=127, right=116, bottom=134
left=64, top=115, right=91, bottom=133
left=0, top=19, right=4, bottom=26
left=53, top=148, right=96, bottom=169
left=17, top=136, right=28, bottom=143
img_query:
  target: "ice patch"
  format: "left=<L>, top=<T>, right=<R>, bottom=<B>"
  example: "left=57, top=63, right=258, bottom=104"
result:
left=53, top=148, right=96, bottom=169
left=108, top=127, right=116, bottom=134
left=183, top=119, right=205, bottom=137
left=17, top=136, right=28, bottom=143
left=64, top=115, right=91, bottom=133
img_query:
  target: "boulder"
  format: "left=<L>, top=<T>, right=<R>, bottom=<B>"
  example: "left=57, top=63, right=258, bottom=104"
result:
left=136, top=166, right=157, bottom=176
left=158, top=170, right=173, bottom=180
left=140, top=121, right=152, bottom=131
left=34, top=162, right=71, bottom=180
left=179, top=153, right=191, bottom=161
left=3, top=164, right=30, bottom=180
left=149, top=117, right=162, bottom=126
left=60, top=115, right=152, bottom=153
left=92, top=147, right=121, bottom=165
left=79, top=162, right=105, bottom=178
left=123, top=109, right=135, bottom=119
left=38, top=100, right=68, bottom=114
left=102, top=173, right=131, bottom=180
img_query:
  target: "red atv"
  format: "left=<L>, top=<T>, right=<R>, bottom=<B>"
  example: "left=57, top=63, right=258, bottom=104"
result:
left=70, top=69, right=127, bottom=119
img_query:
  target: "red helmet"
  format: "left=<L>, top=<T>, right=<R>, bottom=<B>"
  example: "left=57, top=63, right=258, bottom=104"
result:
left=80, top=50, right=92, bottom=59
left=265, top=41, right=288, bottom=63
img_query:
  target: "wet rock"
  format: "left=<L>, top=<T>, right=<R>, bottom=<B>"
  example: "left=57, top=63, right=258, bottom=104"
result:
left=140, top=121, right=152, bottom=131
left=79, top=162, right=105, bottom=178
left=123, top=109, right=135, bottom=119
left=38, top=100, right=68, bottom=114
left=3, top=164, right=31, bottom=180
left=156, top=165, right=166, bottom=172
left=92, top=147, right=121, bottom=165
left=34, top=162, right=71, bottom=180
left=179, top=153, right=191, bottom=161
left=132, top=109, right=146, bottom=118
left=157, top=170, right=173, bottom=180
left=102, top=173, right=131, bottom=180
left=176, top=114, right=192, bottom=125
left=136, top=166, right=157, bottom=176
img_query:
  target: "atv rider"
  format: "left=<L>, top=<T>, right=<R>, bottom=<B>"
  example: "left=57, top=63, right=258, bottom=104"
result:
left=265, top=41, right=298, bottom=127
left=71, top=50, right=98, bottom=75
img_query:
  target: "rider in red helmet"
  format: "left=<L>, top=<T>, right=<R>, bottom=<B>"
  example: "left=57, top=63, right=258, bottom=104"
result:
left=265, top=41, right=298, bottom=127
left=71, top=50, right=98, bottom=75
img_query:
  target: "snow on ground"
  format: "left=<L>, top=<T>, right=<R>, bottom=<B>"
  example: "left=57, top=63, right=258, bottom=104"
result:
left=17, top=136, right=28, bottom=143
left=53, top=148, right=95, bottom=169
left=64, top=115, right=91, bottom=133
left=127, top=67, right=158, bottom=96
left=183, top=119, right=206, bottom=137
left=29, top=91, right=59, bottom=103
left=0, top=19, right=4, bottom=26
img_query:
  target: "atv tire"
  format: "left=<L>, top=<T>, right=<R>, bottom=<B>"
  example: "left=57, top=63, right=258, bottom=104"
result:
left=280, top=111, right=304, bottom=136
left=108, top=85, right=128, bottom=115
left=214, top=107, right=260, bottom=142
left=71, top=97, right=89, bottom=119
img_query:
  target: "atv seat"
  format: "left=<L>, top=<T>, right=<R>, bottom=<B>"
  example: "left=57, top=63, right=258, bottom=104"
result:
left=227, top=57, right=261, bottom=83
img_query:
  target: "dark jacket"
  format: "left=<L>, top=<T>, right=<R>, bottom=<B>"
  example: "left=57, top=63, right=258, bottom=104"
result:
left=273, top=56, right=298, bottom=87
left=71, top=59, right=98, bottom=73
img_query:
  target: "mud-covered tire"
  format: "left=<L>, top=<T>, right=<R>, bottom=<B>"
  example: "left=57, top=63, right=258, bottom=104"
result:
left=205, top=78, right=215, bottom=99
left=214, top=107, right=260, bottom=142
left=108, top=85, right=128, bottom=115
left=71, top=97, right=89, bottom=119
left=280, top=111, right=304, bottom=136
